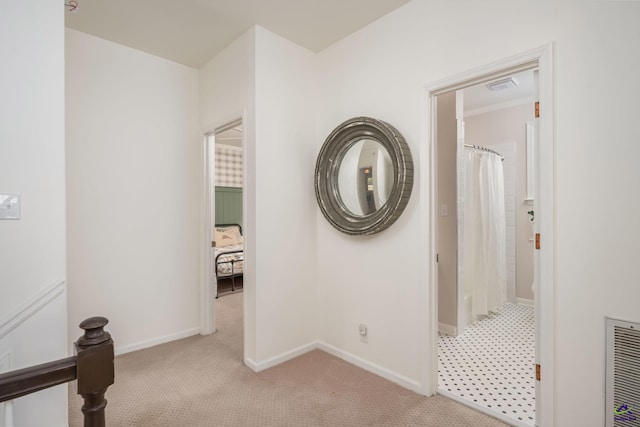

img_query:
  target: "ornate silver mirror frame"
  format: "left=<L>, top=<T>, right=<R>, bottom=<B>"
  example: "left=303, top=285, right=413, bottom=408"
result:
left=314, top=116, right=414, bottom=235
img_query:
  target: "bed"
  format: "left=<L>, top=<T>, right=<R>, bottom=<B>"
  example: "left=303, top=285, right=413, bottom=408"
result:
left=214, top=224, right=244, bottom=297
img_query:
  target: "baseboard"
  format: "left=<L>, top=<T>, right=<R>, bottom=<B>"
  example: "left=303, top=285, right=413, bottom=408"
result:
left=317, top=341, right=422, bottom=394
left=115, top=327, right=200, bottom=356
left=242, top=340, right=423, bottom=395
left=0, top=279, right=65, bottom=340
left=244, top=341, right=317, bottom=373
left=438, top=322, right=457, bottom=336
left=438, top=388, right=530, bottom=427
left=516, top=298, right=534, bottom=307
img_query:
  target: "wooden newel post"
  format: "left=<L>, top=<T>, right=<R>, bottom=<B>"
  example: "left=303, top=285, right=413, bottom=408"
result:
left=74, top=317, right=114, bottom=427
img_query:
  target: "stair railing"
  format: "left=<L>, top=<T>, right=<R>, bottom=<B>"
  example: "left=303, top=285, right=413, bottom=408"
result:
left=0, top=317, right=114, bottom=427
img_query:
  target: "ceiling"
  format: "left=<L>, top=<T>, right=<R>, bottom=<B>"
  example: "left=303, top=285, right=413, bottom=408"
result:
left=65, top=1, right=531, bottom=111
left=463, top=69, right=534, bottom=115
left=65, top=0, right=410, bottom=68
left=216, top=124, right=243, bottom=148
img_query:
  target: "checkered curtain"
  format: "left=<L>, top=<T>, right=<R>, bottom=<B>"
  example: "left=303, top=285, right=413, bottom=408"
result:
left=215, top=146, right=243, bottom=187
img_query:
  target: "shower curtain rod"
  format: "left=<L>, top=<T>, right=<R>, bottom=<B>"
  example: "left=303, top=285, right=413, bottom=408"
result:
left=464, top=144, right=504, bottom=161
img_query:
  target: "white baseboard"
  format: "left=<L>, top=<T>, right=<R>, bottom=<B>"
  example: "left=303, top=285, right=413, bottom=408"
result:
left=516, top=298, right=534, bottom=307
left=115, top=327, right=200, bottom=356
left=244, top=341, right=317, bottom=373
left=317, top=341, right=422, bottom=394
left=0, top=279, right=65, bottom=340
left=438, top=322, right=457, bottom=336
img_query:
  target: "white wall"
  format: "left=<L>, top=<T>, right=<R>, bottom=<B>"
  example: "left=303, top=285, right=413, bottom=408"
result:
left=317, top=2, right=640, bottom=425
left=200, top=26, right=318, bottom=368
left=66, top=29, right=201, bottom=354
left=436, top=92, right=457, bottom=330
left=199, top=28, right=257, bottom=360
left=0, top=1, right=68, bottom=425
left=253, top=27, right=318, bottom=364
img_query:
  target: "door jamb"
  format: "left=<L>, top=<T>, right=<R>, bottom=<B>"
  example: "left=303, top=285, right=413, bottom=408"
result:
left=420, top=44, right=555, bottom=426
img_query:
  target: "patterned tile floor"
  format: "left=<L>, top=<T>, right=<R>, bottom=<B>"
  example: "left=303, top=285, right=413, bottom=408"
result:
left=438, top=303, right=535, bottom=426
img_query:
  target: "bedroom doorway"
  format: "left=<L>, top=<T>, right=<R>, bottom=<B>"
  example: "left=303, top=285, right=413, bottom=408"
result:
left=212, top=121, right=244, bottom=298
left=423, top=46, right=554, bottom=427
left=203, top=119, right=244, bottom=338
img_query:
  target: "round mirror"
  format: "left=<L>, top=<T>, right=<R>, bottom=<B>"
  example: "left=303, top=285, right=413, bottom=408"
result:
left=315, top=117, right=413, bottom=235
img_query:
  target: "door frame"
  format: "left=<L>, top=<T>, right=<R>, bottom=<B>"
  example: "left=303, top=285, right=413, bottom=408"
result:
left=201, top=117, right=245, bottom=336
left=420, top=44, right=554, bottom=426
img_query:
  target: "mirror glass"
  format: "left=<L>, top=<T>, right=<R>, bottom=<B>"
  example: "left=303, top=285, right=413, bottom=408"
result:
left=337, top=140, right=394, bottom=216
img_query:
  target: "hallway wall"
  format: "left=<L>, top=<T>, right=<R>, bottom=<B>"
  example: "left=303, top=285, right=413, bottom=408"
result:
left=200, top=26, right=319, bottom=368
left=316, top=2, right=640, bottom=425
left=0, top=1, right=67, bottom=425
left=66, top=29, right=201, bottom=354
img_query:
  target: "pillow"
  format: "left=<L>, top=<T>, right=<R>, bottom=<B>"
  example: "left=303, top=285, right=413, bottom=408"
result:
left=215, top=226, right=241, bottom=247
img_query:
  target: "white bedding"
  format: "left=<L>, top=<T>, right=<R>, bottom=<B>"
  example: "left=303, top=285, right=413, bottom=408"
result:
left=214, top=244, right=244, bottom=277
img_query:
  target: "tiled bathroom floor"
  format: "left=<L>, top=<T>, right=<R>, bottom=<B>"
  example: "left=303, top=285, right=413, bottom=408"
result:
left=438, top=303, right=535, bottom=426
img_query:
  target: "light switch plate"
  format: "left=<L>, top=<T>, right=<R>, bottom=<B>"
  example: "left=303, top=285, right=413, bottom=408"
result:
left=0, top=194, right=20, bottom=219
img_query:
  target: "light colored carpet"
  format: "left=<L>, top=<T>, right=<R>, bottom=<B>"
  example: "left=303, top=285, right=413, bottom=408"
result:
left=69, top=293, right=507, bottom=426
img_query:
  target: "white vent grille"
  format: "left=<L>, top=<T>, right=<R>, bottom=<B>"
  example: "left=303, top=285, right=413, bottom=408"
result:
left=606, top=318, right=640, bottom=427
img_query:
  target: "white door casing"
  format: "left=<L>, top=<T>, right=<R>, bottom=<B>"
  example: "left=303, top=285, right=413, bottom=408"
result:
left=421, top=44, right=554, bottom=427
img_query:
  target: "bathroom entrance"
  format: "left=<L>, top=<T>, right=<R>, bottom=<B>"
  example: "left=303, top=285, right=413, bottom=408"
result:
left=424, top=46, right=555, bottom=427
left=435, top=71, right=536, bottom=426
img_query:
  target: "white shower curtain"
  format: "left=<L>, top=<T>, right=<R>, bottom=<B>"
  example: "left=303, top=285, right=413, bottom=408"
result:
left=463, top=147, right=507, bottom=317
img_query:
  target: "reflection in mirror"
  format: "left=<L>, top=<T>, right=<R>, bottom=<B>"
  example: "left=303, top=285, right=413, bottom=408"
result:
left=338, top=140, right=393, bottom=215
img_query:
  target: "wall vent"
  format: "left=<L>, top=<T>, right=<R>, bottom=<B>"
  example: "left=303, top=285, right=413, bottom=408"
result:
left=606, top=318, right=640, bottom=427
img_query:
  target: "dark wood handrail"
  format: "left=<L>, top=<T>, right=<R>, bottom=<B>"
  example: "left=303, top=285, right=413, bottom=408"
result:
left=0, top=356, right=77, bottom=402
left=0, top=316, right=114, bottom=426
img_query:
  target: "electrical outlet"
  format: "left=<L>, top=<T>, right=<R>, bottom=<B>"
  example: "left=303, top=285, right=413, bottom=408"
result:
left=359, top=323, right=368, bottom=343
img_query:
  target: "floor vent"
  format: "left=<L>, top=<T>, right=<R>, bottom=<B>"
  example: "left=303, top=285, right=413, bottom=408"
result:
left=606, top=318, right=640, bottom=427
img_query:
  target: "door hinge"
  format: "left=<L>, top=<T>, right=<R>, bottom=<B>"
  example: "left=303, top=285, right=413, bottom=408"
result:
left=211, top=241, right=215, bottom=248
left=535, top=233, right=541, bottom=250
left=536, top=363, right=541, bottom=381
left=535, top=101, right=540, bottom=118
left=436, top=253, right=439, bottom=263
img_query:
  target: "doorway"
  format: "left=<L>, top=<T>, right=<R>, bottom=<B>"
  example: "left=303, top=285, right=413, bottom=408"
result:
left=435, top=70, right=536, bottom=426
left=203, top=119, right=245, bottom=337
left=423, top=46, right=554, bottom=427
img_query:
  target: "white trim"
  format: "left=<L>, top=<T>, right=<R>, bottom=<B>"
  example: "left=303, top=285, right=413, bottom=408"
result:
left=438, top=322, right=457, bottom=336
left=517, top=298, right=534, bottom=307
left=200, top=133, right=216, bottom=336
left=0, top=352, right=10, bottom=373
left=535, top=43, right=556, bottom=427
left=114, top=327, right=200, bottom=356
left=419, top=85, right=439, bottom=398
left=464, top=96, right=533, bottom=118
left=526, top=121, right=536, bottom=201
left=244, top=341, right=423, bottom=394
left=317, top=341, right=423, bottom=394
left=244, top=341, right=317, bottom=372
left=422, top=44, right=555, bottom=426
left=0, top=352, right=13, bottom=427
left=438, top=389, right=530, bottom=427
left=0, top=280, right=65, bottom=340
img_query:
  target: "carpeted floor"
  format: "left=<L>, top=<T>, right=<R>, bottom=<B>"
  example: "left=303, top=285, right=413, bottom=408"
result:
left=69, top=293, right=507, bottom=426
